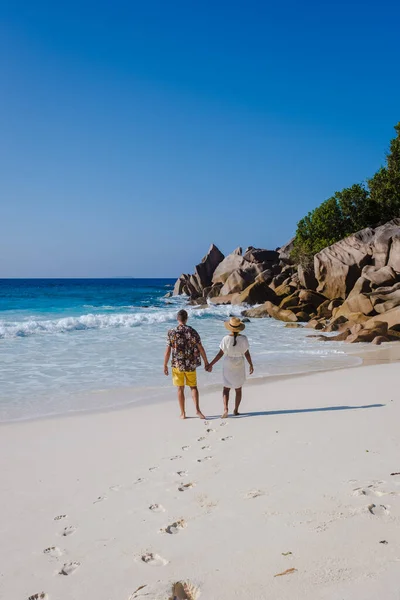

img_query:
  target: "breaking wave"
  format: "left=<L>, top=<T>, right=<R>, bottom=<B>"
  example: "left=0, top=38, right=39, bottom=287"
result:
left=0, top=304, right=242, bottom=339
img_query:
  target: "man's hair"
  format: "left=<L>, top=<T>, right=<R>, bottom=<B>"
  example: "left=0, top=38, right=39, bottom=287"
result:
left=177, top=309, right=188, bottom=322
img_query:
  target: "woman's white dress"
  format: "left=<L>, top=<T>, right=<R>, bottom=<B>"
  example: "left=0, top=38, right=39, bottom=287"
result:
left=220, top=334, right=249, bottom=389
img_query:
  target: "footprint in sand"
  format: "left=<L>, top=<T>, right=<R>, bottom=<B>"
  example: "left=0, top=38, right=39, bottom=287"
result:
left=368, top=503, right=390, bottom=516
left=140, top=552, right=168, bottom=566
left=177, top=470, right=188, bottom=477
left=170, top=455, right=182, bottom=461
left=220, top=436, right=233, bottom=442
left=134, top=478, right=145, bottom=484
left=197, top=436, right=206, bottom=442
left=201, top=445, right=210, bottom=450
left=59, top=561, right=81, bottom=575
left=149, top=504, right=165, bottom=512
left=61, top=526, right=77, bottom=537
left=109, top=485, right=122, bottom=492
left=204, top=421, right=210, bottom=426
left=93, top=495, right=107, bottom=504
left=28, top=594, right=48, bottom=600
left=206, top=428, right=216, bottom=434
left=54, top=514, right=67, bottom=521
left=149, top=466, right=159, bottom=472
left=159, top=519, right=187, bottom=534
left=245, top=489, right=265, bottom=499
left=43, top=546, right=63, bottom=557
left=182, top=446, right=190, bottom=451
left=171, top=581, right=200, bottom=599
left=219, top=422, right=227, bottom=427
left=178, top=482, right=195, bottom=492
left=353, top=483, right=397, bottom=498
left=197, top=456, right=213, bottom=463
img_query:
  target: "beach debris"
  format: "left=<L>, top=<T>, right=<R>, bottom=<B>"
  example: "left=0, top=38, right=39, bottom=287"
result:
left=129, top=584, right=147, bottom=598
left=170, top=580, right=200, bottom=600
left=390, top=472, right=400, bottom=476
left=28, top=594, right=48, bottom=600
left=274, top=567, right=297, bottom=577
left=282, top=551, right=293, bottom=556
left=178, top=482, right=195, bottom=492
left=379, top=540, right=388, bottom=544
left=59, top=561, right=81, bottom=575
left=54, top=514, right=67, bottom=520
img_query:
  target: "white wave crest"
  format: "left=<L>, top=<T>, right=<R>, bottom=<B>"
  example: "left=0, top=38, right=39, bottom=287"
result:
left=0, top=303, right=243, bottom=339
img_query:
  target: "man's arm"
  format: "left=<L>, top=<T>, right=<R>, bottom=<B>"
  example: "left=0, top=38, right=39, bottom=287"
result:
left=164, top=346, right=171, bottom=375
left=197, top=343, right=209, bottom=369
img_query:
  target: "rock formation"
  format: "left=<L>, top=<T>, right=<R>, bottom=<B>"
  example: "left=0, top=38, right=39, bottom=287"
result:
left=172, top=219, right=400, bottom=345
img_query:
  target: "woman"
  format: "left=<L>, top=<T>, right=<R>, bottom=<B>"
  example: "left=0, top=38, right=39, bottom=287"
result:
left=207, top=317, right=254, bottom=418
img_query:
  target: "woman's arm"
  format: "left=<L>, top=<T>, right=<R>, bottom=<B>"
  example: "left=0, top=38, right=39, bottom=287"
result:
left=207, top=349, right=224, bottom=371
left=245, top=350, right=254, bottom=375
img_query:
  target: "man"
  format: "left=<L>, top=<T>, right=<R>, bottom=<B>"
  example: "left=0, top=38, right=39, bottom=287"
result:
left=164, top=309, right=209, bottom=419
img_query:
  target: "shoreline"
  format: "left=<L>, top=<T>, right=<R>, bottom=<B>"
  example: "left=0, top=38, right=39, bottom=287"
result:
left=2, top=341, right=400, bottom=428
left=1, top=355, right=400, bottom=599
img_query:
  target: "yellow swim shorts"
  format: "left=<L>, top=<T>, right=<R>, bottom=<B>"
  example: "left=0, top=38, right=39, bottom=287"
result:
left=172, top=368, right=197, bottom=387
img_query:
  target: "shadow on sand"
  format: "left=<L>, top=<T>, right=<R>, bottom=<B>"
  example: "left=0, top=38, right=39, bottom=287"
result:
left=208, top=403, right=385, bottom=419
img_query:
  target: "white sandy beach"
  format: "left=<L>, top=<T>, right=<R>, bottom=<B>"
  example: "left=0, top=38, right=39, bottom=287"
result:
left=1, top=358, right=400, bottom=600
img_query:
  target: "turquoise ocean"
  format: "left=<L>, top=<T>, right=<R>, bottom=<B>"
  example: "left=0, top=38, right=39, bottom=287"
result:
left=0, top=279, right=359, bottom=422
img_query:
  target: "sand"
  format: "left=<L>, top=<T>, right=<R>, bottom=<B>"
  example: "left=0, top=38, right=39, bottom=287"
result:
left=1, top=356, right=400, bottom=600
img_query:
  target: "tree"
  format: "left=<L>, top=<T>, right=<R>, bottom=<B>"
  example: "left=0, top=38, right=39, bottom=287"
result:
left=368, top=122, right=400, bottom=221
left=291, top=122, right=400, bottom=264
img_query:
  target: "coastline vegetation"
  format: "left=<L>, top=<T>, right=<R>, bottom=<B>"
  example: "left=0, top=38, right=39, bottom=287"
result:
left=292, top=122, right=400, bottom=266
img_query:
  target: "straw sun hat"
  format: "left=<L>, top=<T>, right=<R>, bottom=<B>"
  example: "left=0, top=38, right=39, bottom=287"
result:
left=224, top=316, right=245, bottom=332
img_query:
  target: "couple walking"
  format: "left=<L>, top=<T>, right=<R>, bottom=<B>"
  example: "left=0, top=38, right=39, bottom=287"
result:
left=164, top=309, right=254, bottom=419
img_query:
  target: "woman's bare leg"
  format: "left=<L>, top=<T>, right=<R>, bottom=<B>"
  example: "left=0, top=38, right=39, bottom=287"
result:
left=222, top=387, right=230, bottom=418
left=233, top=387, right=242, bottom=415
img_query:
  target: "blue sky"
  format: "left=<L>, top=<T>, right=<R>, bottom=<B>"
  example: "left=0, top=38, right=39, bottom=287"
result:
left=1, top=0, right=400, bottom=277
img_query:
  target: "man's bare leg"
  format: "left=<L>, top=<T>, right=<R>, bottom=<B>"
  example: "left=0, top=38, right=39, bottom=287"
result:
left=190, top=386, right=205, bottom=419
left=233, top=387, right=242, bottom=415
left=177, top=386, right=186, bottom=419
left=222, top=387, right=230, bottom=418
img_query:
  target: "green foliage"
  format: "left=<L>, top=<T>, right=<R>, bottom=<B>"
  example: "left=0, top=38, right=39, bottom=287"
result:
left=292, top=122, right=400, bottom=264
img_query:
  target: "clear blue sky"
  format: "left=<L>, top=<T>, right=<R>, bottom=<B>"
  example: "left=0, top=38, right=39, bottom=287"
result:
left=1, top=0, right=399, bottom=278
